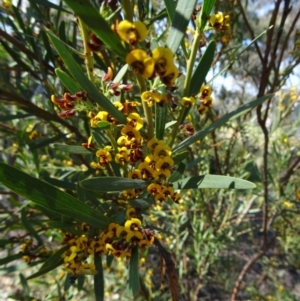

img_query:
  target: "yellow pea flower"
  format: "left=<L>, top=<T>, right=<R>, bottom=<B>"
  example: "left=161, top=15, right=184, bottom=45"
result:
left=121, top=124, right=141, bottom=141
left=117, top=20, right=147, bottom=45
left=181, top=96, right=195, bottom=107
left=96, top=149, right=112, bottom=164
left=200, top=85, right=212, bottom=98
left=124, top=218, right=143, bottom=242
left=126, top=112, right=144, bottom=130
left=152, top=47, right=175, bottom=76
left=160, top=63, right=179, bottom=87
left=126, top=49, right=154, bottom=78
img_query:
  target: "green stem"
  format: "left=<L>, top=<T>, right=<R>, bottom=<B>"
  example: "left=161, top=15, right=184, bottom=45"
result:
left=121, top=0, right=133, bottom=21
left=183, top=31, right=201, bottom=96
left=136, top=74, right=154, bottom=140
left=78, top=18, right=94, bottom=82
left=170, top=32, right=201, bottom=148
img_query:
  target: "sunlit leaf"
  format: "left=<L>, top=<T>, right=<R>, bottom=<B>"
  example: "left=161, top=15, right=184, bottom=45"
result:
left=189, top=40, right=216, bottom=95
left=166, top=0, right=197, bottom=53
left=81, top=177, right=148, bottom=192
left=173, top=95, right=271, bottom=153
left=173, top=175, right=256, bottom=190
left=199, top=0, right=216, bottom=32
left=53, top=143, right=94, bottom=155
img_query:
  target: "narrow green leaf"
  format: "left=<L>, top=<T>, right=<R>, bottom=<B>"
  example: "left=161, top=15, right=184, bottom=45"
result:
left=127, top=246, right=140, bottom=297
left=173, top=94, right=272, bottom=153
left=172, top=150, right=189, bottom=164
left=168, top=162, right=185, bottom=183
left=53, top=143, right=94, bottom=155
left=97, top=121, right=111, bottom=129
left=77, top=275, right=85, bottom=291
left=42, top=177, right=77, bottom=190
left=199, top=0, right=216, bottom=32
left=81, top=177, right=148, bottom=192
left=0, top=239, right=14, bottom=247
left=0, top=163, right=112, bottom=229
left=94, top=255, right=104, bottom=301
left=155, top=104, right=168, bottom=140
left=113, top=64, right=129, bottom=83
left=58, top=20, right=67, bottom=42
left=173, top=175, right=256, bottom=190
left=128, top=198, right=155, bottom=209
left=46, top=221, right=75, bottom=229
left=189, top=40, right=216, bottom=95
left=165, top=120, right=177, bottom=129
left=21, top=208, right=44, bottom=246
left=62, top=0, right=127, bottom=59
left=19, top=274, right=30, bottom=296
left=47, top=31, right=127, bottom=124
left=163, top=0, right=176, bottom=21
left=27, top=246, right=69, bottom=280
left=166, top=0, right=197, bottom=53
left=0, top=253, right=23, bottom=265
left=55, top=69, right=81, bottom=93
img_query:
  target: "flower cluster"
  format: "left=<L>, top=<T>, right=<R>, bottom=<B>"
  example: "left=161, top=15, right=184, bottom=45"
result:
left=209, top=12, right=230, bottom=30
left=62, top=216, right=156, bottom=277
left=49, top=12, right=221, bottom=283
left=197, top=85, right=214, bottom=115
left=51, top=92, right=87, bottom=118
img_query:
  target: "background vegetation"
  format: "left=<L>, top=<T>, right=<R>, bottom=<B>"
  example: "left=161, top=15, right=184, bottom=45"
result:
left=0, top=0, right=299, bottom=300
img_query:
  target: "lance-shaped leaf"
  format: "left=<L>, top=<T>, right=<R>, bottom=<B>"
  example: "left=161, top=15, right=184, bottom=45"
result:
left=173, top=94, right=271, bottom=153
left=62, top=0, right=127, bottom=59
left=168, top=162, right=186, bottom=183
left=47, top=31, right=126, bottom=124
left=127, top=246, right=140, bottom=297
left=27, top=246, right=69, bottom=280
left=0, top=253, right=23, bottom=266
left=94, top=255, right=104, bottom=301
left=199, top=0, right=217, bottom=32
left=0, top=163, right=112, bottom=228
left=55, top=68, right=81, bottom=93
left=166, top=0, right=197, bottom=53
left=163, top=0, right=176, bottom=21
left=155, top=104, right=168, bottom=140
left=173, top=175, right=256, bottom=190
left=189, top=40, right=216, bottom=95
left=53, top=143, right=94, bottom=155
left=81, top=177, right=148, bottom=192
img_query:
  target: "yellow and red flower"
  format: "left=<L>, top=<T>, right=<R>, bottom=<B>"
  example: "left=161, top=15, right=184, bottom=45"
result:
left=117, top=20, right=147, bottom=45
left=126, top=49, right=154, bottom=78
